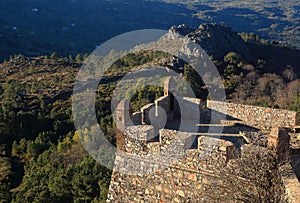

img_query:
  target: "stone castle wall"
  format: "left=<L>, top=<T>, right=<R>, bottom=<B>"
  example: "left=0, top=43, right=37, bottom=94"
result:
left=207, top=100, right=298, bottom=130
left=107, top=154, right=223, bottom=202
left=141, top=103, right=155, bottom=125
left=155, top=95, right=171, bottom=119
left=122, top=127, right=236, bottom=164
left=280, top=162, right=300, bottom=203
left=108, top=127, right=300, bottom=202
left=112, top=94, right=299, bottom=202
left=107, top=127, right=238, bottom=202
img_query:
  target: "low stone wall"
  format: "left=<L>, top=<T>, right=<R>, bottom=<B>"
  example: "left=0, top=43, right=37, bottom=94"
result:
left=141, top=103, right=155, bottom=125
left=124, top=125, right=155, bottom=155
left=280, top=162, right=300, bottom=203
left=207, top=100, right=298, bottom=130
left=177, top=97, right=201, bottom=121
left=182, top=97, right=201, bottom=105
left=112, top=97, right=300, bottom=202
left=155, top=95, right=170, bottom=117
left=133, top=95, right=201, bottom=126
left=115, top=100, right=133, bottom=132
left=123, top=127, right=236, bottom=164
left=132, top=112, right=142, bottom=125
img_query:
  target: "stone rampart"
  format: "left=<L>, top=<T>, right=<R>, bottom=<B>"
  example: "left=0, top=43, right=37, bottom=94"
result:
left=155, top=96, right=170, bottom=113
left=280, top=162, right=300, bottom=203
left=123, top=127, right=237, bottom=165
left=107, top=127, right=239, bottom=202
left=107, top=154, right=222, bottom=203
left=207, top=100, right=298, bottom=130
left=177, top=97, right=201, bottom=121
left=141, top=103, right=155, bottom=125
left=132, top=112, right=142, bottom=125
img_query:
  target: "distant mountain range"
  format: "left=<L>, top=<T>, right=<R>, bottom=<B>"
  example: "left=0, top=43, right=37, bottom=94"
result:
left=136, top=23, right=300, bottom=74
left=161, top=0, right=300, bottom=48
left=0, top=0, right=299, bottom=61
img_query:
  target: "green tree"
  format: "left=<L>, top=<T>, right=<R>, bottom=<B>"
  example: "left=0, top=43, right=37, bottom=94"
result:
left=224, top=64, right=236, bottom=75
left=50, top=52, right=59, bottom=64
left=13, top=150, right=53, bottom=202
left=43, top=55, right=49, bottom=64
left=83, top=53, right=89, bottom=61
left=0, top=83, right=3, bottom=95
left=1, top=80, right=19, bottom=135
left=48, top=167, right=73, bottom=202
left=72, top=156, right=111, bottom=202
left=0, top=157, right=12, bottom=183
left=183, top=64, right=205, bottom=97
left=224, top=52, right=242, bottom=66
left=257, top=59, right=266, bottom=69
left=69, top=54, right=73, bottom=63
left=75, top=54, right=82, bottom=63
left=40, top=98, right=46, bottom=111
left=0, top=183, right=11, bottom=203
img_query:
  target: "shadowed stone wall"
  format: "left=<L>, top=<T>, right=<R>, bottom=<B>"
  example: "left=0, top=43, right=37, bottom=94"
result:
left=141, top=103, right=155, bottom=125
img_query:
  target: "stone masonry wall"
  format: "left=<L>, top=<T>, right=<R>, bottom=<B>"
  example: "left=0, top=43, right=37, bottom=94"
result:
left=141, top=103, right=155, bottom=125
left=123, top=127, right=236, bottom=165
left=155, top=95, right=171, bottom=119
left=112, top=96, right=299, bottom=202
left=207, top=100, right=298, bottom=130
left=107, top=128, right=237, bottom=202
left=177, top=97, right=201, bottom=121
left=107, top=155, right=223, bottom=202
left=280, top=162, right=300, bottom=203
left=132, top=112, right=142, bottom=125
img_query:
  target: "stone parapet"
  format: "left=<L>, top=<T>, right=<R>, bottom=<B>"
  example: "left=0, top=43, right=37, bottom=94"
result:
left=280, top=163, right=300, bottom=203
left=141, top=103, right=155, bottom=125
left=123, top=127, right=237, bottom=169
left=207, top=100, right=298, bottom=130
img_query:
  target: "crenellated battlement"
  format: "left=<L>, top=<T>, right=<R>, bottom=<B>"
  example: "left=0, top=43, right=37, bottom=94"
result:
left=122, top=125, right=238, bottom=170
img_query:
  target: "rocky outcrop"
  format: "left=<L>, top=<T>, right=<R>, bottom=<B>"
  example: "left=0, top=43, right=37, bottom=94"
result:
left=169, top=23, right=253, bottom=60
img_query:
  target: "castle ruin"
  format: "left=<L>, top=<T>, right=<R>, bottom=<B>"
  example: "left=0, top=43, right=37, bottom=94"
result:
left=108, top=77, right=300, bottom=202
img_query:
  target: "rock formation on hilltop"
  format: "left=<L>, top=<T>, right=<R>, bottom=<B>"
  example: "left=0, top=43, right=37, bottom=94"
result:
left=169, top=23, right=253, bottom=60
